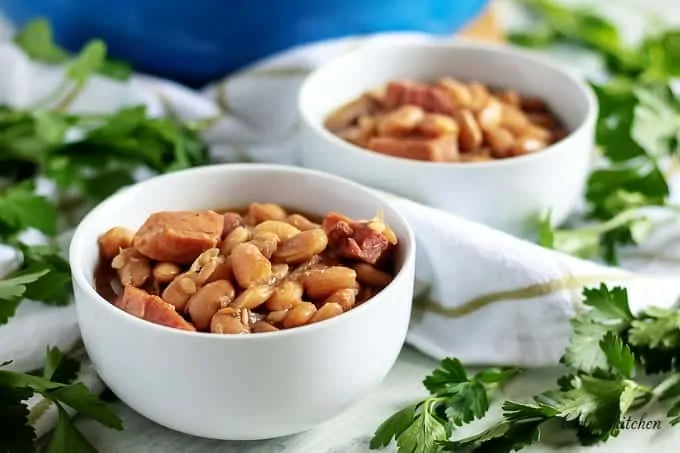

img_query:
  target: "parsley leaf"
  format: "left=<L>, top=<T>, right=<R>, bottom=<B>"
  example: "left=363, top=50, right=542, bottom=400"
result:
left=13, top=18, right=132, bottom=81
left=0, top=269, right=50, bottom=325
left=0, top=183, right=58, bottom=236
left=599, top=332, right=636, bottom=379
left=0, top=385, right=35, bottom=453
left=43, top=346, right=80, bottom=384
left=370, top=361, right=518, bottom=452
left=562, top=284, right=634, bottom=373
left=43, top=403, right=98, bottom=453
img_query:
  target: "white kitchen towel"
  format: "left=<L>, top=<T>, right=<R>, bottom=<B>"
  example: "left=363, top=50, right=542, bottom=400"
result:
left=3, top=31, right=680, bottom=435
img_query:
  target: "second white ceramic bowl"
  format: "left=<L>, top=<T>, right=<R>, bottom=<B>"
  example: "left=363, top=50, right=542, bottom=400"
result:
left=298, top=41, right=598, bottom=237
left=69, top=164, right=416, bottom=440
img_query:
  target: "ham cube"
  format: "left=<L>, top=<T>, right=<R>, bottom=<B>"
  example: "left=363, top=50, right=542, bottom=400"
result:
left=384, top=81, right=454, bottom=114
left=114, top=286, right=196, bottom=331
left=322, top=213, right=393, bottom=265
left=133, top=210, right=224, bottom=263
left=367, top=136, right=459, bottom=162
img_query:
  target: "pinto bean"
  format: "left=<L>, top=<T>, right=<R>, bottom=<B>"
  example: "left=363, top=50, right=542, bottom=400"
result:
left=186, top=280, right=236, bottom=331
left=152, top=262, right=182, bottom=284
left=354, top=263, right=392, bottom=288
left=282, top=302, right=317, bottom=329
left=309, top=302, right=343, bottom=324
left=247, top=203, right=287, bottom=224
left=253, top=220, right=301, bottom=241
left=111, top=248, right=151, bottom=288
left=273, top=229, right=328, bottom=264
left=300, top=266, right=357, bottom=299
left=266, top=280, right=303, bottom=311
left=231, top=243, right=272, bottom=288
left=286, top=214, right=320, bottom=231
left=99, top=227, right=134, bottom=260
left=211, top=308, right=249, bottom=334
left=455, top=110, right=483, bottom=152
left=325, top=288, right=358, bottom=311
left=251, top=320, right=279, bottom=333
left=377, top=105, right=425, bottom=137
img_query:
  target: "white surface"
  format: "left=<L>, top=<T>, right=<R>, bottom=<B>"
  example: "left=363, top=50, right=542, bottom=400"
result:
left=69, top=164, right=416, bottom=440
left=0, top=0, right=680, bottom=451
left=299, top=40, right=597, bottom=237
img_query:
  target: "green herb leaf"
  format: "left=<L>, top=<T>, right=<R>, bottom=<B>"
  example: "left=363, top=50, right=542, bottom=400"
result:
left=599, top=331, right=636, bottom=378
left=13, top=18, right=69, bottom=64
left=43, top=346, right=80, bottom=384
left=423, top=358, right=469, bottom=395
left=396, top=399, right=451, bottom=453
left=629, top=306, right=680, bottom=349
left=43, top=403, right=98, bottom=453
left=0, top=183, right=58, bottom=235
left=370, top=404, right=417, bottom=449
left=46, top=383, right=123, bottom=429
left=0, top=269, right=50, bottom=325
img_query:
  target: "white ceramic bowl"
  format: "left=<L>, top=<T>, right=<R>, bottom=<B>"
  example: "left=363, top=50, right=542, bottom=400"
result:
left=298, top=41, right=598, bottom=237
left=69, top=164, right=416, bottom=440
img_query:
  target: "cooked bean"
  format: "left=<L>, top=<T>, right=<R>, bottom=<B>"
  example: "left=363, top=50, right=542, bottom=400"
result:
left=501, top=105, right=531, bottom=135
left=271, top=264, right=289, bottom=280
left=418, top=114, right=458, bottom=138
left=337, top=127, right=369, bottom=147
left=437, top=78, right=472, bottom=107
left=211, top=308, right=249, bottom=334
left=310, top=302, right=343, bottom=324
left=524, top=124, right=551, bottom=142
left=496, top=90, right=520, bottom=106
left=152, top=262, right=182, bottom=284
left=367, top=211, right=398, bottom=245
left=231, top=243, right=272, bottom=288
left=267, top=309, right=289, bottom=325
left=251, top=320, right=279, bottom=333
left=300, top=266, right=357, bottom=299
left=253, top=220, right=300, bottom=242
left=377, top=105, right=425, bottom=137
left=513, top=136, right=547, bottom=155
left=161, top=272, right=198, bottom=311
left=111, top=248, right=151, bottom=288
left=266, top=280, right=303, bottom=311
left=186, top=280, right=236, bottom=331
left=455, top=109, right=483, bottom=152
left=205, top=255, right=233, bottom=284
left=273, top=229, right=328, bottom=264
left=325, top=288, right=358, bottom=311
left=230, top=284, right=275, bottom=310
left=484, top=128, right=515, bottom=158
left=324, top=96, right=379, bottom=131
left=189, top=248, right=222, bottom=285
left=221, top=226, right=250, bottom=256
left=459, top=149, right=493, bottom=163
left=354, top=263, right=392, bottom=288
left=358, top=115, right=378, bottom=136
left=282, top=302, right=317, bottom=329
left=468, top=83, right=490, bottom=111
left=249, top=231, right=280, bottom=260
left=247, top=202, right=287, bottom=224
left=477, top=98, right=503, bottom=131
left=286, top=214, right=320, bottom=231
left=99, top=227, right=134, bottom=260
left=222, top=212, right=244, bottom=237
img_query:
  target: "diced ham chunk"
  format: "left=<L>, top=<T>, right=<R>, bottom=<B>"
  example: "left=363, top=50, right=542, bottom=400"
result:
left=133, top=210, right=224, bottom=263
left=114, top=286, right=196, bottom=331
left=322, top=213, right=393, bottom=265
left=385, top=81, right=454, bottom=114
left=367, top=136, right=459, bottom=162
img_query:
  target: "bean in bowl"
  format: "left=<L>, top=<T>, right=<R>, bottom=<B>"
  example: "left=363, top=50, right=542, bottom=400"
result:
left=95, top=203, right=399, bottom=334
left=324, top=78, right=568, bottom=163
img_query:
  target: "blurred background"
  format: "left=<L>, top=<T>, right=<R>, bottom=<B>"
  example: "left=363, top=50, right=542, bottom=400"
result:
left=0, top=0, right=676, bottom=87
left=0, top=0, right=492, bottom=87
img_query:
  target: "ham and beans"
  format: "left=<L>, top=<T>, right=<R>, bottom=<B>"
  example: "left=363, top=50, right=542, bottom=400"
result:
left=325, top=78, right=568, bottom=162
left=95, top=203, right=399, bottom=334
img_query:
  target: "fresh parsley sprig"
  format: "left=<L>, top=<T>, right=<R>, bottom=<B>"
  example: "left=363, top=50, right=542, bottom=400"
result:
left=377, top=285, right=680, bottom=452
left=369, top=360, right=519, bottom=452
left=511, top=0, right=680, bottom=263
left=0, top=347, right=123, bottom=453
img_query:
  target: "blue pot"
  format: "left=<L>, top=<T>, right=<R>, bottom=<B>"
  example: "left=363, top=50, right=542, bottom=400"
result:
left=0, top=0, right=489, bottom=87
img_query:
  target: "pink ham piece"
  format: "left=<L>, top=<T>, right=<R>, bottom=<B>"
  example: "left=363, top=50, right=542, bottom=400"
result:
left=114, top=286, right=196, bottom=331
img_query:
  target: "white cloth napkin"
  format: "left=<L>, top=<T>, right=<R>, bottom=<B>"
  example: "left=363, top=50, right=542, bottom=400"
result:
left=3, top=31, right=680, bottom=436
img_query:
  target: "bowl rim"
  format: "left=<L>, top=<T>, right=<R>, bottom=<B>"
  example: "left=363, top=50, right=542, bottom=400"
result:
left=297, top=39, right=599, bottom=169
left=69, top=163, right=416, bottom=341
